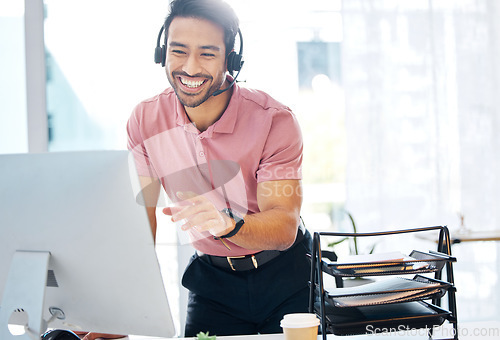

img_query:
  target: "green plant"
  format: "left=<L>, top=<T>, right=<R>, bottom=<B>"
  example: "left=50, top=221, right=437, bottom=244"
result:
left=328, top=210, right=376, bottom=255
left=196, top=331, right=216, bottom=340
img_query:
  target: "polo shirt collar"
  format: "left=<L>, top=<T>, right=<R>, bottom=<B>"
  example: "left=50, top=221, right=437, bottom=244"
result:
left=175, top=98, right=192, bottom=127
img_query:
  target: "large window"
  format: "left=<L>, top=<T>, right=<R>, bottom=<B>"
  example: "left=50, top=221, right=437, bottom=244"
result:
left=44, top=0, right=170, bottom=151
left=0, top=0, right=28, bottom=154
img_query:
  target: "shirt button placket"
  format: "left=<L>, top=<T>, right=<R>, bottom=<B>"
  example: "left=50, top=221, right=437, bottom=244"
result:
left=197, top=135, right=206, bottom=159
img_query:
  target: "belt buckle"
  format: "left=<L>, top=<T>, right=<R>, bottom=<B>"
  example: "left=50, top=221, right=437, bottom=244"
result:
left=226, top=255, right=258, bottom=271
left=226, top=256, right=245, bottom=271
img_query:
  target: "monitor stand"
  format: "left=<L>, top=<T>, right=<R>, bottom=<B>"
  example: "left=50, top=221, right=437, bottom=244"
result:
left=1, top=250, right=51, bottom=340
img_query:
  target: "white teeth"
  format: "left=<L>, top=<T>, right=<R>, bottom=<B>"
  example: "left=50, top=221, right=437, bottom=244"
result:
left=180, top=78, right=204, bottom=88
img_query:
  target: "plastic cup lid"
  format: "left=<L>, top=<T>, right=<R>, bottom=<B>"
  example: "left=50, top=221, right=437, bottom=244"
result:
left=280, top=313, right=320, bottom=328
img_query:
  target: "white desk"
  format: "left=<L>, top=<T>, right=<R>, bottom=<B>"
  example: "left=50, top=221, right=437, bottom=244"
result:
left=416, top=229, right=500, bottom=245
left=129, top=335, right=424, bottom=340
left=127, top=321, right=500, bottom=340
left=449, top=229, right=500, bottom=244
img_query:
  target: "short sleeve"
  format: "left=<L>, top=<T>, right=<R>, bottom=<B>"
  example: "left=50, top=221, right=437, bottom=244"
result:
left=256, top=108, right=303, bottom=182
left=126, top=106, right=158, bottom=178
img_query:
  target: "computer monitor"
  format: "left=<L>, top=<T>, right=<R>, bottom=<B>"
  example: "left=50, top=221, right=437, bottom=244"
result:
left=0, top=150, right=176, bottom=339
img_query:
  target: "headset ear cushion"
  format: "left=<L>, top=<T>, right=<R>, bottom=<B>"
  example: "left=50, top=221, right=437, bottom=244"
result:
left=155, top=45, right=166, bottom=66
left=154, top=46, right=163, bottom=64
left=226, top=51, right=236, bottom=73
left=227, top=51, right=243, bottom=74
left=233, top=53, right=243, bottom=72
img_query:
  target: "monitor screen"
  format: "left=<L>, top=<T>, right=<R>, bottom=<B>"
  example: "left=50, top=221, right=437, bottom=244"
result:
left=0, top=150, right=176, bottom=339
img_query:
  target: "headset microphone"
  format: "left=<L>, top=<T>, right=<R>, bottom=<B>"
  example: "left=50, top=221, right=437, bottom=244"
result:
left=154, top=26, right=244, bottom=96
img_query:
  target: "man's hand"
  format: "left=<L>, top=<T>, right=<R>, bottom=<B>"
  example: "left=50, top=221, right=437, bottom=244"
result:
left=162, top=179, right=302, bottom=251
left=162, top=191, right=234, bottom=238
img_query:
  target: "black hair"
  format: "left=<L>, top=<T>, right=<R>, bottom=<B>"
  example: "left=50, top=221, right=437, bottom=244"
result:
left=164, top=0, right=239, bottom=56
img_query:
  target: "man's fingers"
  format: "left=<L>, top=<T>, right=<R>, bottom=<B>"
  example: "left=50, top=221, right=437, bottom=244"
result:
left=163, top=204, right=186, bottom=216
left=169, top=193, right=228, bottom=235
left=163, top=206, right=173, bottom=215
left=171, top=198, right=207, bottom=222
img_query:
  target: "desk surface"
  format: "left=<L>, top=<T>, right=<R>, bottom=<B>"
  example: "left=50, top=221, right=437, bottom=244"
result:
left=450, top=229, right=500, bottom=243
left=127, top=321, right=500, bottom=340
left=129, top=335, right=424, bottom=340
left=415, top=229, right=500, bottom=244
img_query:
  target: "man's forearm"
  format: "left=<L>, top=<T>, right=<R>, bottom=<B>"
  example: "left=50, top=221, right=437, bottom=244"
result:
left=225, top=208, right=300, bottom=251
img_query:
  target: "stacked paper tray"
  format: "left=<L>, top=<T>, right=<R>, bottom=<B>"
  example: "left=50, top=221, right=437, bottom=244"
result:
left=320, top=275, right=451, bottom=308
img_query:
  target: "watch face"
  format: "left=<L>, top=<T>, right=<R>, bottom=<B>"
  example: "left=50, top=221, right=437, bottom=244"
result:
left=219, top=208, right=245, bottom=239
left=224, top=208, right=243, bottom=222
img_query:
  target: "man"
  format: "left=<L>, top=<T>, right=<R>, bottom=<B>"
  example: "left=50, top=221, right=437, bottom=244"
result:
left=127, top=0, right=312, bottom=336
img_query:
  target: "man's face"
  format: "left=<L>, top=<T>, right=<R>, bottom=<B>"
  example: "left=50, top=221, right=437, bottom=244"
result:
left=165, top=17, right=227, bottom=108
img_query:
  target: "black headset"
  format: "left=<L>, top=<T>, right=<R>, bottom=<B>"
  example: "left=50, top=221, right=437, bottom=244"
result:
left=154, top=25, right=244, bottom=96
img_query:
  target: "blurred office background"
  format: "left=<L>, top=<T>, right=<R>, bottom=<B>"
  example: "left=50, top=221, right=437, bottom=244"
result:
left=1, top=0, right=499, bottom=335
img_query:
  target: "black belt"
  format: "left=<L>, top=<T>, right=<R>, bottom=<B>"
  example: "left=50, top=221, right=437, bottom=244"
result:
left=202, top=250, right=281, bottom=271
left=199, top=222, right=305, bottom=272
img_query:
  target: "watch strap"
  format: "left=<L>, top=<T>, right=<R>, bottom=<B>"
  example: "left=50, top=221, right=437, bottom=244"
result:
left=214, top=208, right=245, bottom=239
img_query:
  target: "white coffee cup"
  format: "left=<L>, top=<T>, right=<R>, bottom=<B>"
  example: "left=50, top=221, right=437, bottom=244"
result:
left=280, top=313, right=320, bottom=340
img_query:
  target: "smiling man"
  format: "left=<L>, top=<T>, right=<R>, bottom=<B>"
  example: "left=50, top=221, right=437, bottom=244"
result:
left=126, top=0, right=312, bottom=337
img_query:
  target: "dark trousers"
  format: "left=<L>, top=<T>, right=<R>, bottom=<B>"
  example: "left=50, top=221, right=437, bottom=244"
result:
left=181, top=230, right=312, bottom=337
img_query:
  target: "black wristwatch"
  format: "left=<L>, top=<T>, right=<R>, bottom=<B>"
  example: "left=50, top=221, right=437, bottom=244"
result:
left=215, top=208, right=245, bottom=239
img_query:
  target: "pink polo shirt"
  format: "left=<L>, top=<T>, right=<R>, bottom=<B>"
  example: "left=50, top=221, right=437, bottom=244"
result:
left=127, top=82, right=302, bottom=256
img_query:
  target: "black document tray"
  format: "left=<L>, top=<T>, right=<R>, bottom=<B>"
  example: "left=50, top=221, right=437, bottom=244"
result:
left=316, top=300, right=450, bottom=336
left=309, top=226, right=459, bottom=339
